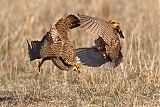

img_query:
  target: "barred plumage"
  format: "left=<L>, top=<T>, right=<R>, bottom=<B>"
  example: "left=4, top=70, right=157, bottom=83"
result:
left=51, top=57, right=71, bottom=70
left=76, top=14, right=124, bottom=67
left=27, top=14, right=80, bottom=73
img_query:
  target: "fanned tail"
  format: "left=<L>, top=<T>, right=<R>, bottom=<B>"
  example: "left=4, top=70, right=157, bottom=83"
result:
left=27, top=40, right=42, bottom=61
left=75, top=46, right=110, bottom=67
left=76, top=46, right=123, bottom=68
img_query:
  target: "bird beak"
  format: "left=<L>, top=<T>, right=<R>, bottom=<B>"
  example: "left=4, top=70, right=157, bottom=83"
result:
left=73, top=63, right=80, bottom=73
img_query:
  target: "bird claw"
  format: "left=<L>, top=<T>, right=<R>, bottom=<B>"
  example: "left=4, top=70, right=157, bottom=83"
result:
left=76, top=69, right=81, bottom=74
left=73, top=64, right=80, bottom=73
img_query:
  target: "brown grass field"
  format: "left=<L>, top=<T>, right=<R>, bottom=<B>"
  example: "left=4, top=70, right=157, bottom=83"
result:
left=0, top=0, right=160, bottom=106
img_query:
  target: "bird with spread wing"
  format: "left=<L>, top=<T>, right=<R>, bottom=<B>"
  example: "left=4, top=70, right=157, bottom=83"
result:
left=27, top=14, right=80, bottom=74
left=76, top=14, right=124, bottom=67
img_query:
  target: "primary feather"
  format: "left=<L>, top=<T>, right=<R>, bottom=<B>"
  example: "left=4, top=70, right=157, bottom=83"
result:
left=77, top=14, right=124, bottom=67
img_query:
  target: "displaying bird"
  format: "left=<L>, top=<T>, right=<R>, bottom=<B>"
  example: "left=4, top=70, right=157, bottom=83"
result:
left=76, top=14, right=124, bottom=67
left=27, top=14, right=80, bottom=74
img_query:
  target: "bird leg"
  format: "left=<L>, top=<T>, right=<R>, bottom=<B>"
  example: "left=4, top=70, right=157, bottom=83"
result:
left=34, top=57, right=50, bottom=74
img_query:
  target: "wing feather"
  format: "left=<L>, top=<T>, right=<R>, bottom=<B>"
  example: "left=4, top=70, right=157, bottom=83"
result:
left=78, top=14, right=115, bottom=43
left=78, top=14, right=122, bottom=60
left=40, top=27, right=63, bottom=58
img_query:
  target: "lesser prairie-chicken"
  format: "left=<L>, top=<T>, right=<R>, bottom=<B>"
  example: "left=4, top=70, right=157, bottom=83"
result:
left=76, top=14, right=124, bottom=67
left=27, top=14, right=80, bottom=73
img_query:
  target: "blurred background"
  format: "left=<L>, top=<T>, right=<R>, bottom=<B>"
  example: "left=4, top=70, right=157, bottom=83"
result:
left=0, top=0, right=159, bottom=106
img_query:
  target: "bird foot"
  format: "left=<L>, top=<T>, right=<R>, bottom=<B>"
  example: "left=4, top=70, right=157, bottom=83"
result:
left=73, top=64, right=80, bottom=73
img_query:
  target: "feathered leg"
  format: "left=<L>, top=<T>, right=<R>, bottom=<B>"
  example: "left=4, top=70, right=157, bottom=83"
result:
left=34, top=57, right=51, bottom=74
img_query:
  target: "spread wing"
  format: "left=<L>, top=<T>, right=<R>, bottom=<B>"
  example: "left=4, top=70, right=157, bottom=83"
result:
left=78, top=14, right=121, bottom=60
left=40, top=27, right=63, bottom=58
left=27, top=28, right=62, bottom=61
left=27, top=14, right=80, bottom=64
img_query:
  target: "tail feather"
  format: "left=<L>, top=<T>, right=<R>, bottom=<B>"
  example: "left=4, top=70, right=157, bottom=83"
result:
left=75, top=46, right=110, bottom=67
left=76, top=46, right=123, bottom=68
left=27, top=40, right=42, bottom=61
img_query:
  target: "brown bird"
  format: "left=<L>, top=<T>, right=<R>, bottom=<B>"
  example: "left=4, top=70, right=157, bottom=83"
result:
left=76, top=14, right=124, bottom=67
left=27, top=14, right=80, bottom=73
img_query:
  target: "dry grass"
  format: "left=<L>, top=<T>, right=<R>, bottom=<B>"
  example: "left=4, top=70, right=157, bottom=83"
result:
left=0, top=0, right=160, bottom=106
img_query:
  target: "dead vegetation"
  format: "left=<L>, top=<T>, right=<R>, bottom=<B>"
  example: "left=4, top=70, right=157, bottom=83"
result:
left=0, top=0, right=159, bottom=106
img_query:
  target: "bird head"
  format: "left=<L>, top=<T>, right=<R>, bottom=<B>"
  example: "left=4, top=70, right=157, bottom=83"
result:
left=109, top=20, right=124, bottom=39
left=73, top=63, right=80, bottom=73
